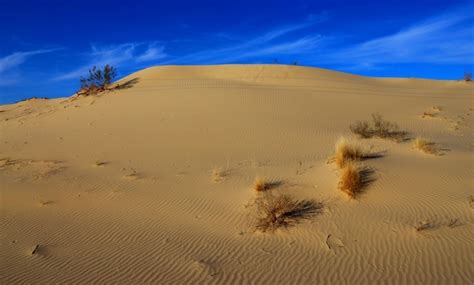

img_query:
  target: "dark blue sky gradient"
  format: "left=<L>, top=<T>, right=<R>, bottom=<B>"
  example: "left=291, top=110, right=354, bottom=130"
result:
left=1, top=0, right=473, bottom=103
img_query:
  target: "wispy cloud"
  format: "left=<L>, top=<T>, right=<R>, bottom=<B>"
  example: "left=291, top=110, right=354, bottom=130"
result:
left=56, top=42, right=167, bottom=80
left=238, top=35, right=324, bottom=58
left=0, top=49, right=59, bottom=86
left=319, top=7, right=474, bottom=67
left=33, top=6, right=474, bottom=86
left=136, top=44, right=167, bottom=62
left=0, top=49, right=57, bottom=73
left=162, top=13, right=329, bottom=64
left=161, top=7, right=472, bottom=69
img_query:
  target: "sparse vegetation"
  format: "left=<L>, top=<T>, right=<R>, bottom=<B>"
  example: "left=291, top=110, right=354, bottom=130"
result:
left=93, top=160, right=108, bottom=167
left=334, top=137, right=366, bottom=168
left=421, top=106, right=442, bottom=118
left=413, top=138, right=438, bottom=155
left=338, top=162, right=373, bottom=198
left=78, top=65, right=117, bottom=96
left=421, top=111, right=436, bottom=118
left=338, top=162, right=362, bottom=198
left=448, top=218, right=461, bottom=229
left=211, top=167, right=229, bottom=183
left=350, top=113, right=407, bottom=141
left=349, top=121, right=371, bottom=138
left=253, top=177, right=281, bottom=192
left=464, top=71, right=472, bottom=82
left=37, top=199, right=53, bottom=206
left=255, top=193, right=322, bottom=232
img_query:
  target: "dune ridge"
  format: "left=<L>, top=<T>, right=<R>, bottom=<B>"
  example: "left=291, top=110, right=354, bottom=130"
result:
left=1, top=65, right=473, bottom=284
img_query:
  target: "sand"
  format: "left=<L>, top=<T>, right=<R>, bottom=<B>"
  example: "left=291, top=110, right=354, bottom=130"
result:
left=1, top=65, right=473, bottom=284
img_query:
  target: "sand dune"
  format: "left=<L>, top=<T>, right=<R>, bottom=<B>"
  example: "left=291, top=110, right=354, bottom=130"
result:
left=1, top=65, right=473, bottom=284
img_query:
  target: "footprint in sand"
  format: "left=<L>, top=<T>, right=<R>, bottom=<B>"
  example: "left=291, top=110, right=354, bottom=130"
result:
left=36, top=199, right=54, bottom=207
left=191, top=259, right=219, bottom=277
left=326, top=234, right=345, bottom=251
left=0, top=158, right=66, bottom=181
left=29, top=244, right=47, bottom=256
left=92, top=160, right=108, bottom=167
left=121, top=168, right=141, bottom=180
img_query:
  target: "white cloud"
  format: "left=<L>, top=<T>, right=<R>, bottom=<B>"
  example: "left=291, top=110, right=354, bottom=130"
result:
left=239, top=35, right=324, bottom=58
left=319, top=7, right=474, bottom=66
left=56, top=42, right=167, bottom=80
left=161, top=12, right=329, bottom=64
left=136, top=45, right=167, bottom=62
left=0, top=49, right=56, bottom=73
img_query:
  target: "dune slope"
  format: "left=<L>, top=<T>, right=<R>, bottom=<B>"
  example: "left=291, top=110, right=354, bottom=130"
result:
left=1, top=65, right=473, bottom=284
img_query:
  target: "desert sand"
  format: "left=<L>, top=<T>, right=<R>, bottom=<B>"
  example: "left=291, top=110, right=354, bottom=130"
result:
left=1, top=65, right=473, bottom=284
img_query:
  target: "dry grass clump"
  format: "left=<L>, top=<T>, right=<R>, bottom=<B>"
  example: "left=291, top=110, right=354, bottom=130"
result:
left=211, top=167, right=229, bottom=183
left=447, top=218, right=461, bottom=229
left=421, top=106, right=442, bottom=118
left=349, top=121, right=371, bottom=138
left=77, top=65, right=139, bottom=96
left=350, top=113, right=407, bottom=141
left=464, top=71, right=472, bottom=82
left=93, top=160, right=108, bottom=167
left=421, top=111, right=436, bottom=118
left=338, top=162, right=362, bottom=198
left=253, top=177, right=281, bottom=192
left=255, top=193, right=322, bottom=232
left=413, top=138, right=438, bottom=155
left=338, top=162, right=374, bottom=198
left=254, top=177, right=269, bottom=191
left=37, top=199, right=53, bottom=207
left=334, top=137, right=365, bottom=168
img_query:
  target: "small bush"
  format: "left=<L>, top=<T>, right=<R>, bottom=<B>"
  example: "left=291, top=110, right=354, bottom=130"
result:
left=421, top=111, right=436, bottom=118
left=338, top=162, right=374, bottom=198
left=253, top=177, right=281, bottom=192
left=211, top=167, right=230, bottom=182
left=372, top=113, right=398, bottom=138
left=255, top=193, right=322, bottom=232
left=254, top=177, right=269, bottom=192
left=349, top=121, right=371, bottom=138
left=334, top=137, right=365, bottom=168
left=413, top=138, right=438, bottom=155
left=78, top=65, right=117, bottom=96
left=350, top=113, right=407, bottom=141
left=464, top=71, right=472, bottom=82
left=338, top=162, right=362, bottom=198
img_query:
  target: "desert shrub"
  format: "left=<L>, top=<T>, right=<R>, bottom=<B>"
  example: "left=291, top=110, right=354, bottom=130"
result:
left=211, top=167, right=231, bottom=183
left=464, top=71, right=472, bottom=82
left=350, top=113, right=407, bottom=141
left=413, top=138, right=438, bottom=155
left=349, top=121, right=372, bottom=138
left=372, top=113, right=399, bottom=138
left=78, top=65, right=117, bottom=96
left=255, top=193, right=322, bottom=232
left=253, top=177, right=281, bottom=192
left=338, top=162, right=361, bottom=198
left=334, top=137, right=365, bottom=168
left=338, top=162, right=374, bottom=198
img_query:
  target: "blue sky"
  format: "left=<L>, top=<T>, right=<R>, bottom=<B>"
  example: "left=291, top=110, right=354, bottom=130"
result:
left=1, top=0, right=473, bottom=104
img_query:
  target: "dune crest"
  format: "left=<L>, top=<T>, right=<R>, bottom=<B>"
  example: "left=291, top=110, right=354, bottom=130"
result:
left=1, top=65, right=473, bottom=284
